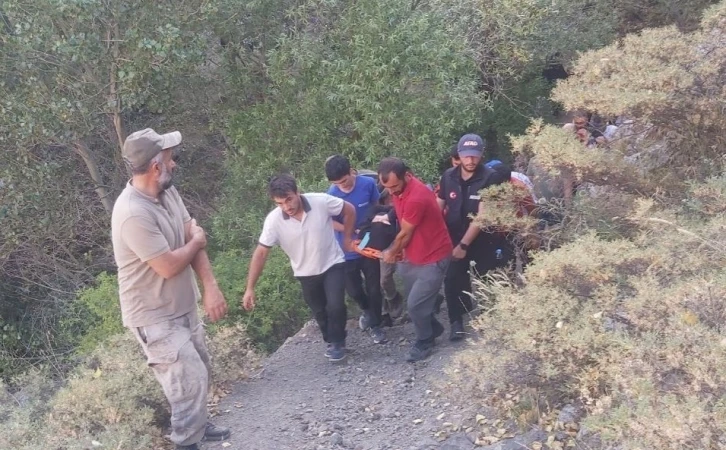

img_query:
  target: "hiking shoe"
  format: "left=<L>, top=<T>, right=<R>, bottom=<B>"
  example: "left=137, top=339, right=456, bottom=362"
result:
left=432, top=318, right=445, bottom=340
left=359, top=311, right=371, bottom=331
left=176, top=445, right=199, bottom=450
left=381, top=313, right=393, bottom=328
left=328, top=342, right=346, bottom=362
left=370, top=327, right=388, bottom=344
left=406, top=342, right=433, bottom=362
left=202, top=422, right=230, bottom=442
left=449, top=320, right=465, bottom=341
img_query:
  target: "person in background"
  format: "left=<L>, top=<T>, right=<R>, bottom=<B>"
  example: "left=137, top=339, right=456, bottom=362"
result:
left=437, top=134, right=511, bottom=340
left=563, top=110, right=606, bottom=145
left=325, top=155, right=387, bottom=344
left=378, top=158, right=452, bottom=362
left=357, top=188, right=404, bottom=327
left=243, top=174, right=356, bottom=362
left=111, top=128, right=230, bottom=450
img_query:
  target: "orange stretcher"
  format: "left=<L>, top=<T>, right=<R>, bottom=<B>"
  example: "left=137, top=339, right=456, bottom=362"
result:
left=352, top=233, right=402, bottom=261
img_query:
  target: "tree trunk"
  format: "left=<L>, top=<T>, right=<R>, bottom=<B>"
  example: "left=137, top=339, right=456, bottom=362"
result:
left=109, top=20, right=126, bottom=154
left=73, top=141, right=113, bottom=215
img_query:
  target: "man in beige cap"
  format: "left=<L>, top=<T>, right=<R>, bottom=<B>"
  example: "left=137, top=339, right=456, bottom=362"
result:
left=111, top=128, right=229, bottom=450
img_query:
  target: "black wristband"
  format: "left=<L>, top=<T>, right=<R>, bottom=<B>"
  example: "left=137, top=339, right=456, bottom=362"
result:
left=458, top=242, right=469, bottom=251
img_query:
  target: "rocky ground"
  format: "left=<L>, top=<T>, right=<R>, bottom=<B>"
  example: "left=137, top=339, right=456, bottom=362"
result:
left=203, top=310, right=496, bottom=450
left=201, top=305, right=580, bottom=450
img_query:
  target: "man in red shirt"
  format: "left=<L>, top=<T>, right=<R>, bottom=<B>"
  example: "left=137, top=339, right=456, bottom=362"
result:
left=378, top=157, right=453, bottom=361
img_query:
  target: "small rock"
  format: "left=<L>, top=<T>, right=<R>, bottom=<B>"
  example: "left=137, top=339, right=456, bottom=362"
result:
left=330, top=432, right=343, bottom=446
left=440, top=432, right=475, bottom=450
left=557, top=404, right=583, bottom=425
left=300, top=423, right=309, bottom=432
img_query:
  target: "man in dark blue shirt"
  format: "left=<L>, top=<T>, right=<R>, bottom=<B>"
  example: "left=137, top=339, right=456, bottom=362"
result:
left=326, top=155, right=387, bottom=345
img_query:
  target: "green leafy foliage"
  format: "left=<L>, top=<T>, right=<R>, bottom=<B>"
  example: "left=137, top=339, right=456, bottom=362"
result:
left=61, top=273, right=123, bottom=354
left=213, top=248, right=310, bottom=352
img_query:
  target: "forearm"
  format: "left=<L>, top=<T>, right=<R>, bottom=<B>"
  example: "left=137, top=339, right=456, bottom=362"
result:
left=246, top=246, right=269, bottom=291
left=191, top=249, right=217, bottom=289
left=162, top=240, right=204, bottom=279
left=459, top=223, right=481, bottom=246
left=332, top=221, right=345, bottom=232
left=387, top=229, right=412, bottom=256
left=341, top=202, right=355, bottom=241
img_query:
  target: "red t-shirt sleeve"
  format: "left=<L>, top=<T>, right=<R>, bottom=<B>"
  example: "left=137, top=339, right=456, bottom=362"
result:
left=402, top=197, right=426, bottom=226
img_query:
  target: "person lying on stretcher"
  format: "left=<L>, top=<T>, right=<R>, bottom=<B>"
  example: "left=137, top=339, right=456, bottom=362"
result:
left=354, top=200, right=402, bottom=260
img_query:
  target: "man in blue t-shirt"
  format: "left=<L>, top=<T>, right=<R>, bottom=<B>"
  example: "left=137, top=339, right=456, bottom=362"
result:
left=325, top=155, right=387, bottom=345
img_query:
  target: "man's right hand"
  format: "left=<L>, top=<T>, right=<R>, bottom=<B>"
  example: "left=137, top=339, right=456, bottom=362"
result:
left=190, top=219, right=207, bottom=248
left=242, top=289, right=256, bottom=311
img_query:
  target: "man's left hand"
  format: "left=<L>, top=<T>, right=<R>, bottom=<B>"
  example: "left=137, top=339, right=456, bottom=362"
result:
left=452, top=245, right=467, bottom=260
left=203, top=286, right=228, bottom=322
left=382, top=249, right=398, bottom=264
left=343, top=238, right=355, bottom=253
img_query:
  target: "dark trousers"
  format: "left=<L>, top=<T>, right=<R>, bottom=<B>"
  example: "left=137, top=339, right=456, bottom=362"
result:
left=344, top=257, right=383, bottom=328
left=297, top=263, right=347, bottom=344
left=444, top=243, right=513, bottom=324
left=398, top=257, right=450, bottom=342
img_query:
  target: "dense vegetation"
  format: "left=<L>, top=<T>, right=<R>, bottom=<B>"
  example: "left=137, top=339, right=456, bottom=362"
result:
left=1, top=0, right=722, bottom=448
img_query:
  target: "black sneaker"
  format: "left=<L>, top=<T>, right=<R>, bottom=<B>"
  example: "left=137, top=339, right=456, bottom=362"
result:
left=176, top=445, right=199, bottom=450
left=449, top=320, right=465, bottom=341
left=328, top=342, right=346, bottom=362
left=202, top=422, right=230, bottom=441
left=370, top=327, right=388, bottom=344
left=406, top=342, right=433, bottom=362
left=324, top=343, right=333, bottom=358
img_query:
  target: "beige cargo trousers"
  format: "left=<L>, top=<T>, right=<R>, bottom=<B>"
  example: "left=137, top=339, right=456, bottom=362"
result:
left=132, top=308, right=211, bottom=447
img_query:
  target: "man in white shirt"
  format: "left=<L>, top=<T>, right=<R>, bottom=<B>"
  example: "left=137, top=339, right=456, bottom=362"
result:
left=242, top=174, right=356, bottom=362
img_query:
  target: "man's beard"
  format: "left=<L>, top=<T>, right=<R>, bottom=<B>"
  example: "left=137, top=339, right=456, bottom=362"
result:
left=159, top=165, right=174, bottom=191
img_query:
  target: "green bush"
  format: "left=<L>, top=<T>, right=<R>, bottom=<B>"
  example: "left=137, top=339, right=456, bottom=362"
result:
left=213, top=248, right=311, bottom=353
left=61, top=272, right=124, bottom=354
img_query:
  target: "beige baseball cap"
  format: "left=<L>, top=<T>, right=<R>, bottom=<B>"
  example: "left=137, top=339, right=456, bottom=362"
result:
left=122, top=128, right=182, bottom=170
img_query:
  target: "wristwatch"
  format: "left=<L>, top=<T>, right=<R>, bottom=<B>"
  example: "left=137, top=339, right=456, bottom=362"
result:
left=458, top=242, right=469, bottom=251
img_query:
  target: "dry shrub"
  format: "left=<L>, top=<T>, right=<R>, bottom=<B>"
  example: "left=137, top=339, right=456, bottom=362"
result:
left=208, top=322, right=262, bottom=386
left=475, top=182, right=540, bottom=235
left=1, top=334, right=164, bottom=450
left=511, top=120, right=644, bottom=194
left=552, top=2, right=726, bottom=176
left=2, top=321, right=259, bottom=450
left=450, top=202, right=726, bottom=449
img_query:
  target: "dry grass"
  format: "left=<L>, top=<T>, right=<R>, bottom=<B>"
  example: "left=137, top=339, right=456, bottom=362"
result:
left=1, top=320, right=259, bottom=450
left=449, top=189, right=726, bottom=449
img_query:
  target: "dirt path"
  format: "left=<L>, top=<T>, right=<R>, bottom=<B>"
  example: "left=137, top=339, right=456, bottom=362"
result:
left=204, top=313, right=484, bottom=450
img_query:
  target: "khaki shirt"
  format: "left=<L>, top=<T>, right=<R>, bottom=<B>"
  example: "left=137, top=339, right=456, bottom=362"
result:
left=111, top=182, right=199, bottom=327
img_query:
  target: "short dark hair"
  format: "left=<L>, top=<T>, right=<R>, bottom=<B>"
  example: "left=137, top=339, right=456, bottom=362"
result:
left=268, top=173, right=298, bottom=198
left=377, top=157, right=409, bottom=183
left=449, top=144, right=460, bottom=160
left=324, top=155, right=351, bottom=181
